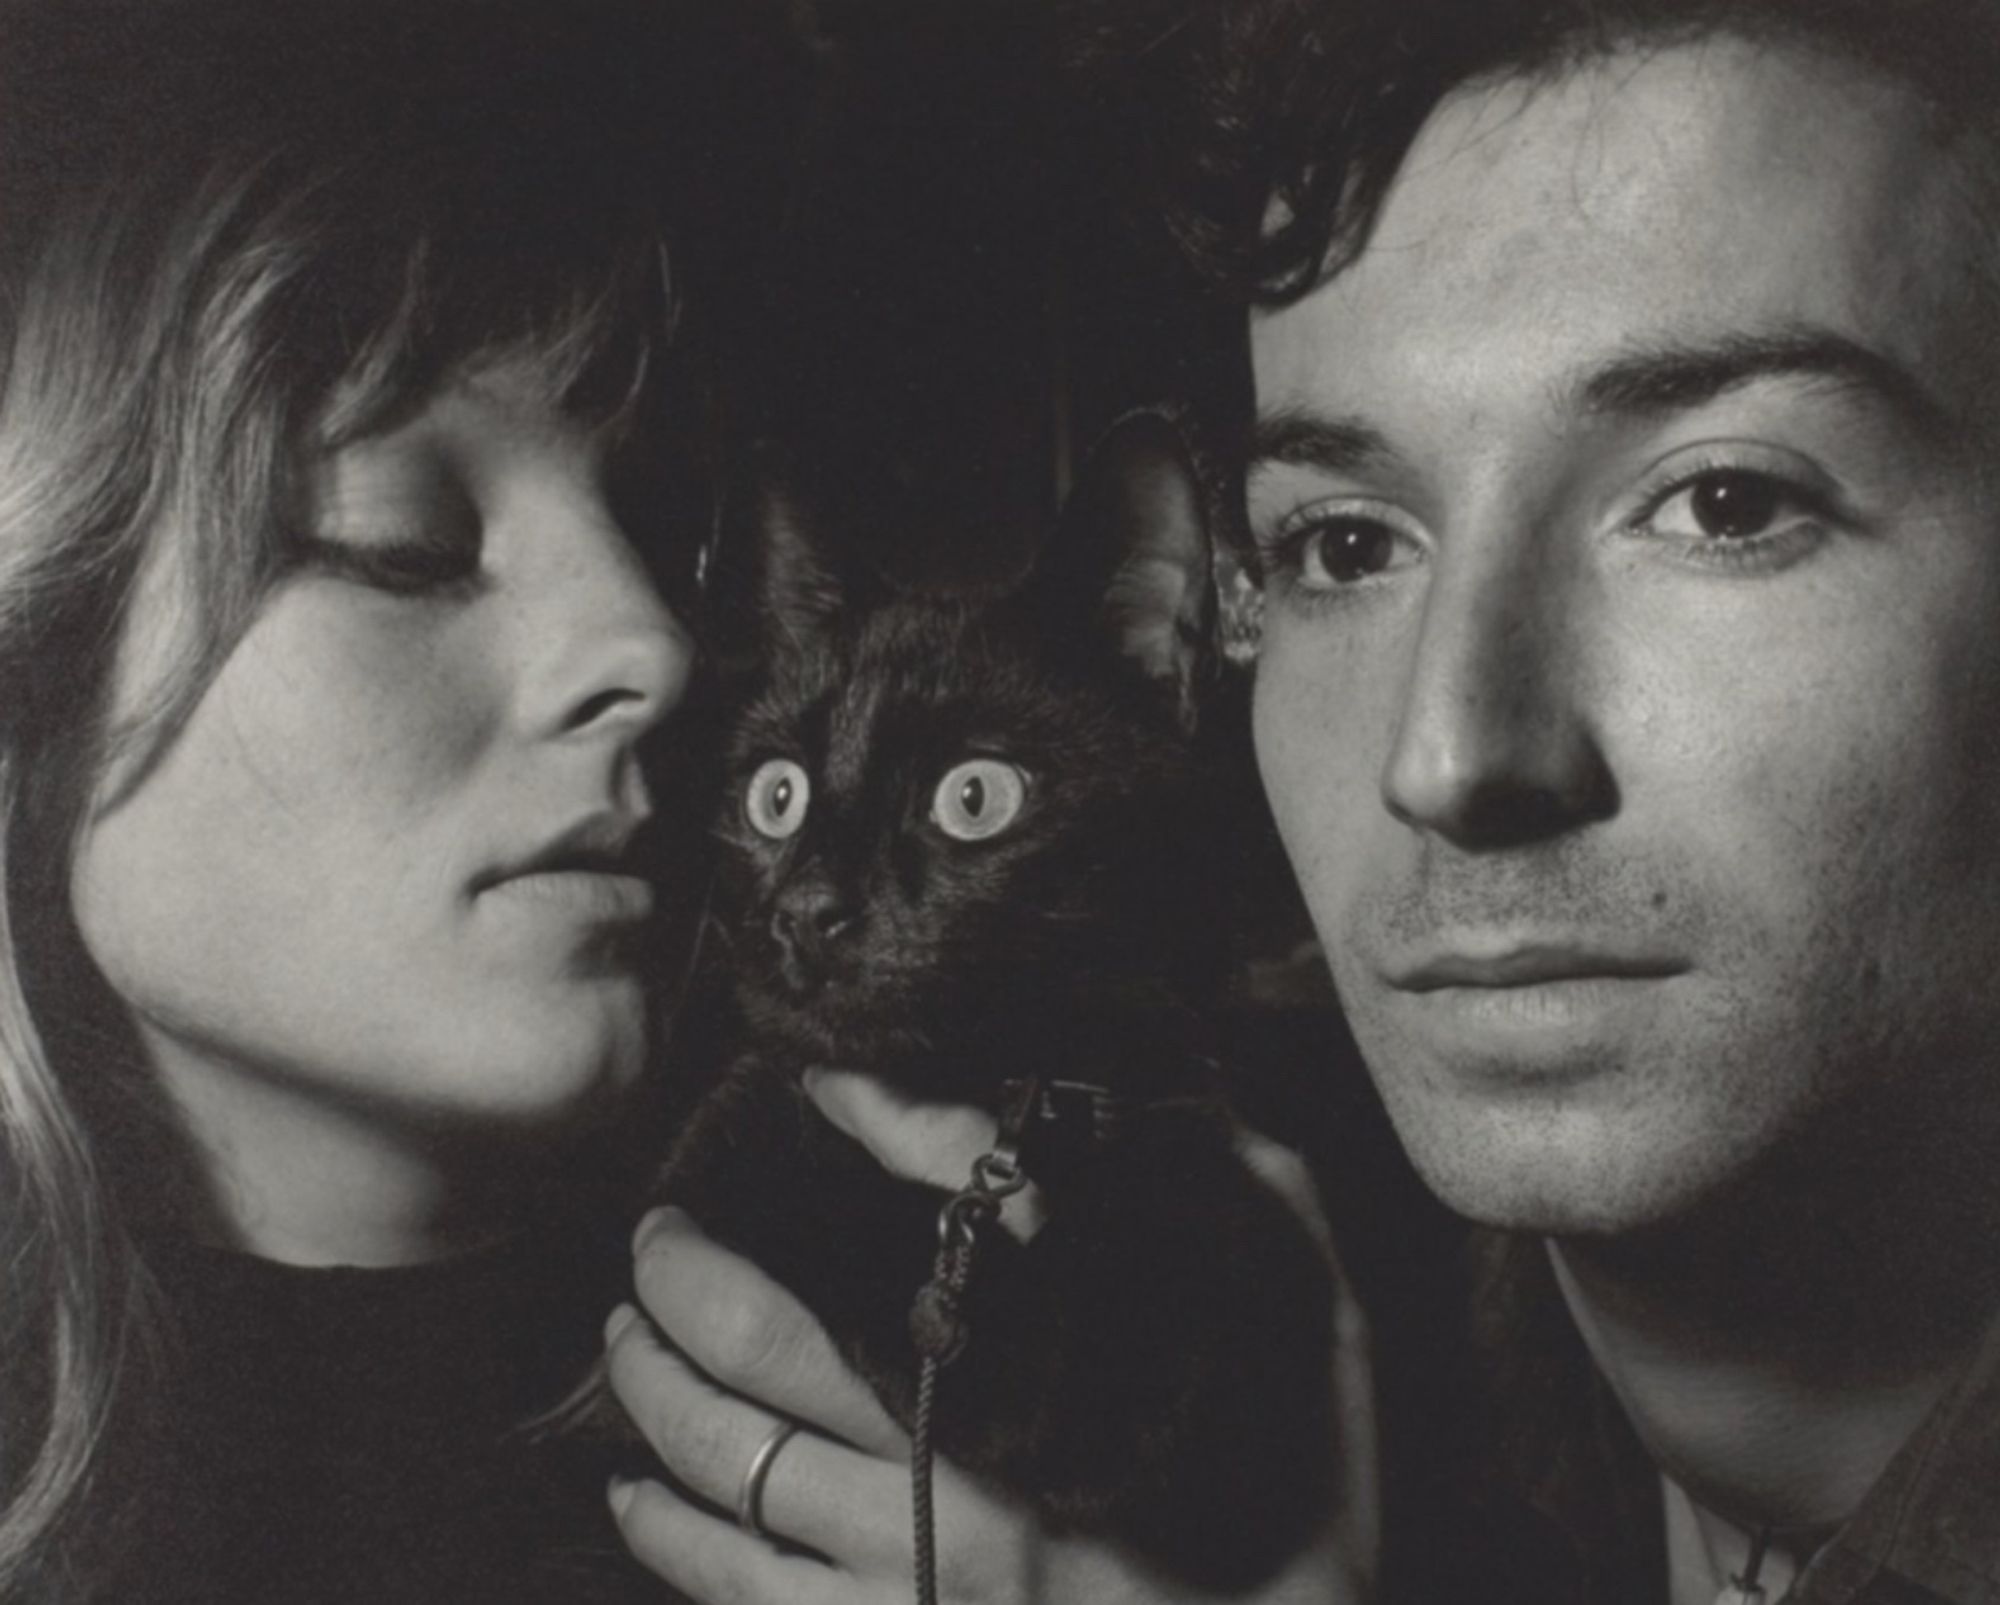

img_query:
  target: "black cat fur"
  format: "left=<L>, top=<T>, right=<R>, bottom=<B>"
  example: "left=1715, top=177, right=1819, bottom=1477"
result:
left=660, top=414, right=1338, bottom=1590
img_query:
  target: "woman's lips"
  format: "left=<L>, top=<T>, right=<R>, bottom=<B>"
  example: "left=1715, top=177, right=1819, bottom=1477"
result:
left=484, top=867, right=656, bottom=921
left=474, top=811, right=659, bottom=923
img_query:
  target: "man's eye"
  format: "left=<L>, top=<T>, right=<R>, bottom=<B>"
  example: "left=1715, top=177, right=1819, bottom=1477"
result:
left=1647, top=469, right=1803, bottom=542
left=1266, top=513, right=1421, bottom=592
left=1627, top=461, right=1837, bottom=575
left=1304, top=520, right=1404, bottom=583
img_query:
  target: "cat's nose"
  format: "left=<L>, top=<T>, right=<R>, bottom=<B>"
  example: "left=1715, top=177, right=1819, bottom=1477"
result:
left=771, top=885, right=859, bottom=958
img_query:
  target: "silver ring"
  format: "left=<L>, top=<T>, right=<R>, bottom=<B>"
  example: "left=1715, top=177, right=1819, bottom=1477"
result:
left=736, top=1419, right=800, bottom=1539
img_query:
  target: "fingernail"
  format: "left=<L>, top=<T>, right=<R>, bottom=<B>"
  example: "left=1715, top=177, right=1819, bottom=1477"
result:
left=631, top=1205, right=684, bottom=1255
left=604, top=1302, right=640, bottom=1347
left=800, top=1066, right=823, bottom=1096
left=607, top=1476, right=637, bottom=1520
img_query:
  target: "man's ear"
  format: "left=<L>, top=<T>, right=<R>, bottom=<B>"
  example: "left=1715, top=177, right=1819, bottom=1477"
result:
left=701, top=442, right=882, bottom=672
left=1017, top=410, right=1216, bottom=724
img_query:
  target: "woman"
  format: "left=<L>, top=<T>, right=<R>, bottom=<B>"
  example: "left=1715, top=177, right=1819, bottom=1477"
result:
left=0, top=4, right=1369, bottom=1601
left=0, top=3, right=776, bottom=1598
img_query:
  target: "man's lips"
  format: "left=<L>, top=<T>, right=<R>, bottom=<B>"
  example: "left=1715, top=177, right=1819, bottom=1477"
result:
left=1386, top=943, right=1688, bottom=992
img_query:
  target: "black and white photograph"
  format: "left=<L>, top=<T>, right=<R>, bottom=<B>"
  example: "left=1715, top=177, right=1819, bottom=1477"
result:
left=0, top=2, right=1995, bottom=1601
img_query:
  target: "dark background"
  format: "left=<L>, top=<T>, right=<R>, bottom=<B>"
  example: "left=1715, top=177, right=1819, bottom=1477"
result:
left=754, top=5, right=1476, bottom=1584
left=752, top=0, right=1233, bottom=584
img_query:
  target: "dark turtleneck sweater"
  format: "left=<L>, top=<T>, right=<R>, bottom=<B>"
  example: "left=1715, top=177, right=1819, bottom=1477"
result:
left=115, top=1222, right=679, bottom=1605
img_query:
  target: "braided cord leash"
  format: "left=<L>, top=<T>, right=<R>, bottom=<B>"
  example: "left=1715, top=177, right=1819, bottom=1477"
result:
left=905, top=1082, right=1038, bottom=1605
left=900, top=1075, right=1202, bottom=1603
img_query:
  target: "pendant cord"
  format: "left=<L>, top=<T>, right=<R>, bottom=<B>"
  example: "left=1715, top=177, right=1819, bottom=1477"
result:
left=1717, top=1522, right=1779, bottom=1604
left=1737, top=1523, right=1774, bottom=1592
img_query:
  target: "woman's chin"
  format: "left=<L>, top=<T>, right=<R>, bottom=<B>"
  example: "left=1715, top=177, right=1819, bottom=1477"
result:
left=413, top=997, right=651, bottom=1132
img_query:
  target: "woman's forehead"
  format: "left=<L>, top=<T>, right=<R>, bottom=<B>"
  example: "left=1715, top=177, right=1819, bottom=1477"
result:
left=312, top=356, right=632, bottom=480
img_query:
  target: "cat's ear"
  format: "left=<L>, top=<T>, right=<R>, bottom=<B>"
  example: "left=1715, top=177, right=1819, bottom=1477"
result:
left=702, top=443, right=879, bottom=668
left=1021, top=410, right=1216, bottom=723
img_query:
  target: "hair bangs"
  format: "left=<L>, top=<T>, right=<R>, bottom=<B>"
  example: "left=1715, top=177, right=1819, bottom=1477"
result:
left=312, top=200, right=680, bottom=452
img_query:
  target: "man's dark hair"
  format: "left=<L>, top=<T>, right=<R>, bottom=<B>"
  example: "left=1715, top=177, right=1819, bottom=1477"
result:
left=1079, top=0, right=2000, bottom=307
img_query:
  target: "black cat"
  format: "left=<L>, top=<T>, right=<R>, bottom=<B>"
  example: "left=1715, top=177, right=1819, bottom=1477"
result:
left=664, top=414, right=1337, bottom=1590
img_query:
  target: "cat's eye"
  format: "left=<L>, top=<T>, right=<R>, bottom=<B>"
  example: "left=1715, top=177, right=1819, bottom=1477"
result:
left=931, top=760, right=1027, bottom=842
left=745, top=759, right=811, bottom=840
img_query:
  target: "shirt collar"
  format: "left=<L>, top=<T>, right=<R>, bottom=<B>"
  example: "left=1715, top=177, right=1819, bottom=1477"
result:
left=1478, top=1230, right=2000, bottom=1605
left=1794, top=1309, right=2000, bottom=1604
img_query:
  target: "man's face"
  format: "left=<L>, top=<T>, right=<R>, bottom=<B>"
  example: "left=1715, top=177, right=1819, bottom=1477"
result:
left=1249, top=38, right=2000, bottom=1233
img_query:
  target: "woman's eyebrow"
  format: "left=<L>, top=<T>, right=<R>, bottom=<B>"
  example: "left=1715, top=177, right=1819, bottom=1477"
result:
left=1576, top=324, right=1954, bottom=438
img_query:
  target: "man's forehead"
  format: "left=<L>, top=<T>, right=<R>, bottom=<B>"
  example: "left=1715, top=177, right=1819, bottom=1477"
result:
left=1247, top=33, right=1995, bottom=442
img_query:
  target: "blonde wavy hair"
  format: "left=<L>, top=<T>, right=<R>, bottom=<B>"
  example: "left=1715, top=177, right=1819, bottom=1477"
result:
left=0, top=2, right=785, bottom=1594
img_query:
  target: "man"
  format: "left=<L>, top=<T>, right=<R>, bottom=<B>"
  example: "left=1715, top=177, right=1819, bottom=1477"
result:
left=604, top=3, right=2000, bottom=1602
left=1144, top=0, right=2000, bottom=1599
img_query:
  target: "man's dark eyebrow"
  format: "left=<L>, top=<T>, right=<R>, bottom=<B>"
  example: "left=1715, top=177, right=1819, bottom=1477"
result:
left=1244, top=407, right=1396, bottom=474
left=1580, top=326, right=1953, bottom=436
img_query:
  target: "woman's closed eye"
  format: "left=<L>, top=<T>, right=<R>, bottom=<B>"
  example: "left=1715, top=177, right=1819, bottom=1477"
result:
left=299, top=452, right=485, bottom=595
left=295, top=527, right=484, bottom=595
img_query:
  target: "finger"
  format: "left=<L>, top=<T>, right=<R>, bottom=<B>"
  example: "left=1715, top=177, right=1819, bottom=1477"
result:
left=610, top=1474, right=854, bottom=1605
left=803, top=1067, right=997, bottom=1186
left=631, top=1206, right=906, bottom=1457
left=803, top=1068, right=1046, bottom=1240
left=605, top=1305, right=909, bottom=1564
left=1232, top=1131, right=1381, bottom=1580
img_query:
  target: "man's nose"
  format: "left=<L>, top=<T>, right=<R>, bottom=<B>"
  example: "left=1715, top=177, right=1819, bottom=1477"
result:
left=1380, top=526, right=1615, bottom=848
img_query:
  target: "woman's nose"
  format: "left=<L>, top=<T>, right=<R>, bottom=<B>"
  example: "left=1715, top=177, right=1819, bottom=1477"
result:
left=1380, top=523, right=1616, bottom=848
left=534, top=516, right=696, bottom=745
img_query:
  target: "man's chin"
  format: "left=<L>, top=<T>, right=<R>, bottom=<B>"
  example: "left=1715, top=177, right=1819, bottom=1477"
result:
left=1377, top=1087, right=1753, bottom=1239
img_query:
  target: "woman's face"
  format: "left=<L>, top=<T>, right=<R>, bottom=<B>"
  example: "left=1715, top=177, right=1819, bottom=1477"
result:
left=68, top=358, right=698, bottom=1260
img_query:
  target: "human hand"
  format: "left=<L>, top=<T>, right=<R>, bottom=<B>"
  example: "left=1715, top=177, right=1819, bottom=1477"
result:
left=805, top=1067, right=1381, bottom=1594
left=605, top=1204, right=1371, bottom=1603
left=801, top=1067, right=1049, bottom=1240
